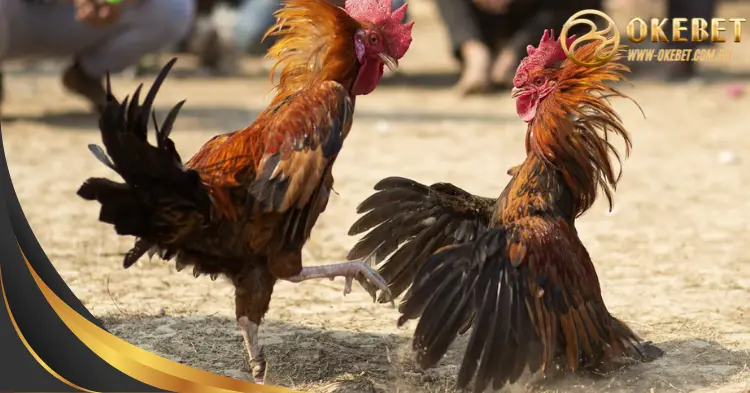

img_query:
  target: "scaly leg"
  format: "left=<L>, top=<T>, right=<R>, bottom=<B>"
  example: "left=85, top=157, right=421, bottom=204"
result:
left=282, top=260, right=392, bottom=302
left=238, top=317, right=266, bottom=384
left=234, top=266, right=275, bottom=384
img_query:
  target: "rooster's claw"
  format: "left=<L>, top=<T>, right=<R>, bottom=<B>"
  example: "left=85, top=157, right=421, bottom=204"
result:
left=284, top=260, right=393, bottom=306
left=347, top=261, right=392, bottom=305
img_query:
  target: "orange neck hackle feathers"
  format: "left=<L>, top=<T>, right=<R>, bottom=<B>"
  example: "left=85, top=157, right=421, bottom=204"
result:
left=263, top=0, right=360, bottom=99
left=526, top=38, right=636, bottom=217
left=263, top=0, right=413, bottom=100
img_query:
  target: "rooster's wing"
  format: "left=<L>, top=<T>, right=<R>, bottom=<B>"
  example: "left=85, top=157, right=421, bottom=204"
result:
left=187, top=80, right=353, bottom=257
left=347, top=177, right=496, bottom=303
left=398, top=215, right=644, bottom=392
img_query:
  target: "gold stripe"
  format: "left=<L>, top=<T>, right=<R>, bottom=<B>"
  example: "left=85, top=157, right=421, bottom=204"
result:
left=17, top=244, right=305, bottom=393
left=0, top=265, right=98, bottom=392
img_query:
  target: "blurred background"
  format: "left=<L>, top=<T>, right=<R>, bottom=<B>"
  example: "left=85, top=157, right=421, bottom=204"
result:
left=1, top=0, right=748, bottom=115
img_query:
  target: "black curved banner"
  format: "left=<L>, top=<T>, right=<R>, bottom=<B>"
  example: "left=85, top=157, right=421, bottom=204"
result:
left=0, top=123, right=163, bottom=392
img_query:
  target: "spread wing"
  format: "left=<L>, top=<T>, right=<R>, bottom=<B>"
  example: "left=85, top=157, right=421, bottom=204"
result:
left=347, top=177, right=497, bottom=303
left=398, top=216, right=644, bottom=392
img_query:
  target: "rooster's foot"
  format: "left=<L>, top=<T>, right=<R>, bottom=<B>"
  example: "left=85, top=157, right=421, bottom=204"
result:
left=238, top=317, right=267, bottom=384
left=638, top=341, right=664, bottom=362
left=284, top=261, right=392, bottom=304
left=250, top=352, right=266, bottom=384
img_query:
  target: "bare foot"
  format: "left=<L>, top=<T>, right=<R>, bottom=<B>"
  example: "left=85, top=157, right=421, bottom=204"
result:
left=490, top=45, right=518, bottom=89
left=455, top=40, right=491, bottom=96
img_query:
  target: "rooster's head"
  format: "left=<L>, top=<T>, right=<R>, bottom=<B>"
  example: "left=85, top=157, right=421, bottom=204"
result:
left=511, top=29, right=576, bottom=123
left=345, top=0, right=414, bottom=95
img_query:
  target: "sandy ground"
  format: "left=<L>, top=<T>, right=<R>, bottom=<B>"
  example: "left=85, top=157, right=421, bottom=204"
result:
left=2, top=1, right=750, bottom=392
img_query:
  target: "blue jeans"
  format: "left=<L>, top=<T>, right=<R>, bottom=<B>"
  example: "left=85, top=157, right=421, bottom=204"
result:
left=0, top=0, right=195, bottom=76
left=233, top=0, right=408, bottom=54
left=0, top=0, right=194, bottom=113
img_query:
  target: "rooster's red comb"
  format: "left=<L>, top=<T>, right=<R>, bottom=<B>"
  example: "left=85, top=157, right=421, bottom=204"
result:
left=526, top=29, right=576, bottom=67
left=512, top=29, right=576, bottom=87
left=345, top=0, right=414, bottom=59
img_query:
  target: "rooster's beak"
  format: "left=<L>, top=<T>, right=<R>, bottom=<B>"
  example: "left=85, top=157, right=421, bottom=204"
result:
left=379, top=53, right=399, bottom=72
left=511, top=87, right=523, bottom=98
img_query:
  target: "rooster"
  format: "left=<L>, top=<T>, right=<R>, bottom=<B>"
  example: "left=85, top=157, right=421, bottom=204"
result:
left=77, top=0, right=413, bottom=384
left=347, top=30, right=663, bottom=391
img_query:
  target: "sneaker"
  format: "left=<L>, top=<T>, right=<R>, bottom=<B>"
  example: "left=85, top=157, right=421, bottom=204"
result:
left=62, top=61, right=107, bottom=114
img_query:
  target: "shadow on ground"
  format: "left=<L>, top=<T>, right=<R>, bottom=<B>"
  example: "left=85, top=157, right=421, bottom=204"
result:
left=102, top=314, right=415, bottom=393
left=101, top=314, right=748, bottom=393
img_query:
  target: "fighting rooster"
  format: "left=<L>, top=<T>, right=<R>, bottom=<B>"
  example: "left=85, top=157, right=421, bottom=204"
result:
left=347, top=30, right=663, bottom=391
left=77, top=0, right=413, bottom=384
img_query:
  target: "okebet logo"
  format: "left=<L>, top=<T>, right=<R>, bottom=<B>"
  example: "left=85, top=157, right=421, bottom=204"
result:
left=560, top=10, right=746, bottom=67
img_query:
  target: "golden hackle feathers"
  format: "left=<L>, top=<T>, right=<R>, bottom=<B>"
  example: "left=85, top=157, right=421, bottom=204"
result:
left=529, top=42, right=636, bottom=217
left=263, top=0, right=359, bottom=99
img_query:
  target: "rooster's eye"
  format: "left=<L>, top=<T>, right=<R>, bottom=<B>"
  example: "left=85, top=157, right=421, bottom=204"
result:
left=534, top=77, right=543, bottom=86
left=368, top=33, right=379, bottom=45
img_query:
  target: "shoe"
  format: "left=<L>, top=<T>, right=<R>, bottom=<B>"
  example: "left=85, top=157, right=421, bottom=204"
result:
left=62, top=62, right=107, bottom=114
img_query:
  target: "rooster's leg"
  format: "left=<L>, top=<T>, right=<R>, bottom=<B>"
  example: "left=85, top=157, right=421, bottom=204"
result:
left=234, top=267, right=275, bottom=384
left=238, top=317, right=266, bottom=384
left=283, top=260, right=392, bottom=301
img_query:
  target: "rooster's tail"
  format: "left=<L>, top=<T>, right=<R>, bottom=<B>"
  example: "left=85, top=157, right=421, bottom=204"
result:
left=77, top=58, right=211, bottom=268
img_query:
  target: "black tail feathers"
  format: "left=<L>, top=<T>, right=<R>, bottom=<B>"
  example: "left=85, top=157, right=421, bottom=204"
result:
left=77, top=58, right=210, bottom=264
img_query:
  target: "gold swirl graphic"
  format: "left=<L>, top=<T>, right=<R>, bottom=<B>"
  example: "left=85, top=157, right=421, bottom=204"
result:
left=560, top=9, right=621, bottom=67
left=15, top=244, right=304, bottom=393
left=0, top=264, right=97, bottom=392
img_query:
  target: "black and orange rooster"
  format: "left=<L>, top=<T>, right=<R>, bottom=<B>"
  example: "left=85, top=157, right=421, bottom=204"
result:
left=77, top=0, right=413, bottom=384
left=347, top=30, right=663, bottom=391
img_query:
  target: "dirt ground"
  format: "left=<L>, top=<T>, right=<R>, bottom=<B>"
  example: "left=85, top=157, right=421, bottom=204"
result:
left=2, top=1, right=750, bottom=392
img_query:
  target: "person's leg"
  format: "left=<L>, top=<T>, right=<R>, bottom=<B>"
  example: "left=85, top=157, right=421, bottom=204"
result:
left=434, top=0, right=494, bottom=95
left=5, top=0, right=194, bottom=111
left=233, top=0, right=281, bottom=55
left=176, top=0, right=218, bottom=54
left=76, top=0, right=195, bottom=76
left=668, top=0, right=715, bottom=36
left=3, top=0, right=109, bottom=112
left=71, top=0, right=193, bottom=110
left=665, top=0, right=716, bottom=80
left=489, top=0, right=602, bottom=87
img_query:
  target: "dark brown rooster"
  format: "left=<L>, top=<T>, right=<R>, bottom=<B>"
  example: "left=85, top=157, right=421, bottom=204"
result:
left=77, top=0, right=413, bottom=384
left=347, top=30, right=663, bottom=391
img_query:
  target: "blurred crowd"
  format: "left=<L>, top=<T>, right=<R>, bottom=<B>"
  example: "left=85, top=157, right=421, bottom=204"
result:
left=0, top=0, right=719, bottom=115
